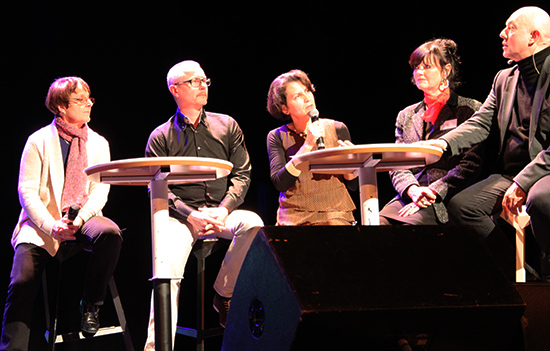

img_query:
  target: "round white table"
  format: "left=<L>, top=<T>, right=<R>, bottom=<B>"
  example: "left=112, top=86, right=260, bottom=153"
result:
left=85, top=157, right=233, bottom=351
left=291, top=143, right=443, bottom=225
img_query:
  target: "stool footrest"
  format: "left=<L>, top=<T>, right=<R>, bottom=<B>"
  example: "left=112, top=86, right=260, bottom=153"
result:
left=45, top=325, right=124, bottom=343
left=176, top=326, right=224, bottom=339
left=176, top=326, right=197, bottom=338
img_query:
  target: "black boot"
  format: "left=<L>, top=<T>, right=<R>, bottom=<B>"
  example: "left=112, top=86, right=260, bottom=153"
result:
left=80, top=301, right=100, bottom=335
left=213, top=292, right=231, bottom=328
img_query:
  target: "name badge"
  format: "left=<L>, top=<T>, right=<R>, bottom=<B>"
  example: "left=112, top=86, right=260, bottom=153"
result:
left=441, top=119, right=457, bottom=130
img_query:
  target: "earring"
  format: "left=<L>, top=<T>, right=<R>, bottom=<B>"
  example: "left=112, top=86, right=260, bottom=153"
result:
left=439, top=78, right=449, bottom=91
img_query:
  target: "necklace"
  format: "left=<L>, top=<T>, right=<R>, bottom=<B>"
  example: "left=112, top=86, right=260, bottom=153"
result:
left=287, top=123, right=307, bottom=138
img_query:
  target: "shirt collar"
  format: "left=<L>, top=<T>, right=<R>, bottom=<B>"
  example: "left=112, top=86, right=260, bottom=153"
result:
left=176, top=108, right=208, bottom=130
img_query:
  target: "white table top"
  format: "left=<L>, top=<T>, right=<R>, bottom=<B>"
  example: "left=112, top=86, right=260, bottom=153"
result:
left=292, top=143, right=443, bottom=173
left=85, top=157, right=233, bottom=186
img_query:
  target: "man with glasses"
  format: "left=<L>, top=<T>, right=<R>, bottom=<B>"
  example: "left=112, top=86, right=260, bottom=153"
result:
left=0, top=77, right=122, bottom=350
left=143, top=60, right=263, bottom=350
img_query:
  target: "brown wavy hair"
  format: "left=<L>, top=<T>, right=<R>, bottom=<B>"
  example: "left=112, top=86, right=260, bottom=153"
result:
left=45, top=77, right=90, bottom=116
left=267, top=69, right=315, bottom=121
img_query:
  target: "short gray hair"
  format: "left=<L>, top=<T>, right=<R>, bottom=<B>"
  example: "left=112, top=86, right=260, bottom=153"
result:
left=166, top=60, right=203, bottom=89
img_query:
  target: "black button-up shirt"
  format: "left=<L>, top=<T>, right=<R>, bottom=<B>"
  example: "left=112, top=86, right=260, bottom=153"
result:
left=145, top=109, right=252, bottom=221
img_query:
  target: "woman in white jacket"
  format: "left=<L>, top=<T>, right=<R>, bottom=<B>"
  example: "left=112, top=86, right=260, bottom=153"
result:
left=1, top=77, right=122, bottom=350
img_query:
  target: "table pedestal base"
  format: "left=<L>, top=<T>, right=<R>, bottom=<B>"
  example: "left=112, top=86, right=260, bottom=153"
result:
left=154, top=279, right=172, bottom=351
left=358, top=166, right=379, bottom=225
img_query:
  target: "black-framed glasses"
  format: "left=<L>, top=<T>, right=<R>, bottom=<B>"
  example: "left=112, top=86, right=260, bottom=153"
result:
left=173, top=77, right=211, bottom=88
left=69, top=97, right=95, bottom=106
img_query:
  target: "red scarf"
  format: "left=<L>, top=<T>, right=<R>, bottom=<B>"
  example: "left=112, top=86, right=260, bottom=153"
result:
left=422, top=88, right=450, bottom=124
left=55, top=117, right=89, bottom=212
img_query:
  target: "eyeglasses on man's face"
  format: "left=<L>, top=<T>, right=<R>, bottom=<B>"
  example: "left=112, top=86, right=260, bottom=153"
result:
left=69, top=97, right=95, bottom=106
left=173, top=77, right=211, bottom=88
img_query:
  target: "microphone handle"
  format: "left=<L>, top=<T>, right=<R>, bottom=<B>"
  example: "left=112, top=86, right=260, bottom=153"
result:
left=310, top=115, right=325, bottom=150
left=316, top=136, right=325, bottom=150
left=67, top=204, right=80, bottom=224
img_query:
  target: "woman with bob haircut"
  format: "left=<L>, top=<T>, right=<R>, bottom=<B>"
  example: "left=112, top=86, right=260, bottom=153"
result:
left=266, top=69, right=357, bottom=226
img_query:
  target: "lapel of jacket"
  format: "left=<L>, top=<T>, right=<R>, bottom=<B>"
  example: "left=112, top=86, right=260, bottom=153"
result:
left=411, top=103, right=425, bottom=141
left=500, top=69, right=519, bottom=147
left=529, top=55, right=550, bottom=157
left=47, top=121, right=65, bottom=212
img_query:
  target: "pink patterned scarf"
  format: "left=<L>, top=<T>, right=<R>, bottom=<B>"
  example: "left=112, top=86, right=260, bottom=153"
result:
left=55, top=117, right=89, bottom=211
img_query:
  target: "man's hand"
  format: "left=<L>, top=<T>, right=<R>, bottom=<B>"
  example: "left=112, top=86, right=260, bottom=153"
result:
left=416, top=139, right=448, bottom=151
left=502, top=182, right=526, bottom=217
left=199, top=207, right=229, bottom=223
left=188, top=207, right=229, bottom=238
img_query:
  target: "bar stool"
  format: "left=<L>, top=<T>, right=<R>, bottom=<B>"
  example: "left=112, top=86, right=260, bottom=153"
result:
left=176, top=238, right=229, bottom=351
left=501, top=206, right=531, bottom=283
left=42, top=268, right=134, bottom=351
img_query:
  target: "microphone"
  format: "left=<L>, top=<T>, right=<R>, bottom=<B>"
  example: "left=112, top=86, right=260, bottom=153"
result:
left=67, top=204, right=80, bottom=224
left=308, top=109, right=325, bottom=150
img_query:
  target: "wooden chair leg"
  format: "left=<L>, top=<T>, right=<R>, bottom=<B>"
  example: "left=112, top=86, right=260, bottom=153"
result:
left=501, top=206, right=531, bottom=283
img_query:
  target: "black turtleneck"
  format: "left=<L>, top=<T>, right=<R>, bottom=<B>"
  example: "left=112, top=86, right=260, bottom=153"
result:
left=518, top=46, right=550, bottom=88
left=497, top=47, right=550, bottom=177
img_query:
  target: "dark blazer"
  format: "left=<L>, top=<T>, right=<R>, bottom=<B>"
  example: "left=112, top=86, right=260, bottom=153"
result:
left=388, top=92, right=483, bottom=223
left=442, top=55, right=550, bottom=193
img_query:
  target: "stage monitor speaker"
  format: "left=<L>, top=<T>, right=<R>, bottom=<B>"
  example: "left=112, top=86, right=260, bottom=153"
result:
left=514, top=283, right=550, bottom=351
left=222, top=225, right=525, bottom=351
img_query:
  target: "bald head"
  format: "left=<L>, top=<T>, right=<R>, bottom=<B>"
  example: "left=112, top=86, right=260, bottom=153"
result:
left=512, top=7, right=550, bottom=46
left=501, top=7, right=550, bottom=61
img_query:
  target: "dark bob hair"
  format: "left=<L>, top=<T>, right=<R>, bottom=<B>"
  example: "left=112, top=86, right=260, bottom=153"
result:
left=409, top=38, right=462, bottom=89
left=267, top=69, right=315, bottom=121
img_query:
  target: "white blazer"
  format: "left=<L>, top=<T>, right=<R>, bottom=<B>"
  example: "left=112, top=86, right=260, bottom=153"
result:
left=12, top=120, right=111, bottom=256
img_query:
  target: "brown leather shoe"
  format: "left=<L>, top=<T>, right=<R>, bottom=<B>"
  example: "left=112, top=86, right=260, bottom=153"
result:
left=213, top=293, right=231, bottom=328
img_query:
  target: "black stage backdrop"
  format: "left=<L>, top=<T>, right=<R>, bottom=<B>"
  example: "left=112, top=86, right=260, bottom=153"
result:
left=0, top=1, right=542, bottom=349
